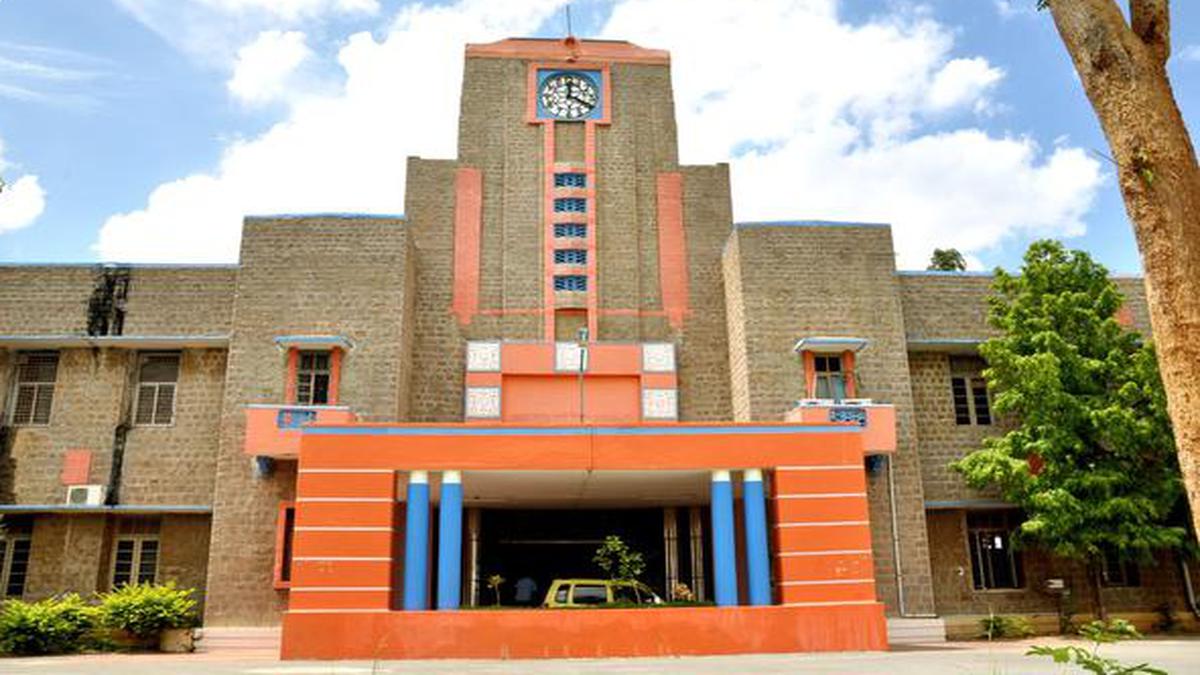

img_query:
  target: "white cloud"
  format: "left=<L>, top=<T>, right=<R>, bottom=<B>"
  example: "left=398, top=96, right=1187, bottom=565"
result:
left=97, top=0, right=1103, bottom=268
left=228, top=30, right=313, bottom=106
left=994, top=1, right=1036, bottom=20
left=96, top=0, right=566, bottom=262
left=0, top=138, right=46, bottom=233
left=1179, top=45, right=1200, bottom=62
left=600, top=0, right=1101, bottom=268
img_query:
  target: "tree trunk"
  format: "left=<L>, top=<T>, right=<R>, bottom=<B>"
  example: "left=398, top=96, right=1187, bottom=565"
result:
left=1047, top=1, right=1200, bottom=542
left=1090, top=559, right=1108, bottom=621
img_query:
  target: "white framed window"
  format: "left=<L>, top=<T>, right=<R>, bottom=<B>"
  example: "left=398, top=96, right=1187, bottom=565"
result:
left=9, top=351, right=58, bottom=426
left=111, top=517, right=160, bottom=587
left=296, top=351, right=331, bottom=406
left=950, top=356, right=991, bottom=426
left=134, top=352, right=180, bottom=426
left=0, top=534, right=32, bottom=598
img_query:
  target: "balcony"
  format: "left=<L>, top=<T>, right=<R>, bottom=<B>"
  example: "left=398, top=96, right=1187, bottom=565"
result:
left=244, top=404, right=357, bottom=459
left=785, top=399, right=896, bottom=454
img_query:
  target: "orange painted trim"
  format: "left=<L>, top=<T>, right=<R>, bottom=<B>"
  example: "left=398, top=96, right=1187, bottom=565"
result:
left=293, top=530, right=394, bottom=559
left=640, top=372, right=677, bottom=389
left=451, top=167, right=483, bottom=326
left=285, top=348, right=299, bottom=404
left=773, top=468, right=866, bottom=495
left=542, top=122, right=557, bottom=340
left=274, top=501, right=296, bottom=590
left=468, top=38, right=670, bottom=66
left=60, top=449, right=92, bottom=485
left=585, top=121, right=599, bottom=339
left=656, top=172, right=688, bottom=330
left=328, top=348, right=342, bottom=405
left=842, top=350, right=856, bottom=398
left=774, top=524, right=872, bottom=553
left=778, top=553, right=875, bottom=582
left=292, top=559, right=393, bottom=588
left=288, top=589, right=392, bottom=611
left=295, top=501, right=395, bottom=528
left=774, top=496, right=870, bottom=523
left=296, top=471, right=395, bottom=499
left=281, top=604, right=887, bottom=660
left=465, top=372, right=503, bottom=388
left=802, top=351, right=816, bottom=399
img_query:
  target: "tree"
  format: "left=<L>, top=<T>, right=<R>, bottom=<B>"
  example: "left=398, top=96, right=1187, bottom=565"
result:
left=1042, top=1, right=1200, bottom=543
left=592, top=535, right=645, bottom=581
left=953, top=240, right=1187, bottom=618
left=928, top=248, right=967, bottom=271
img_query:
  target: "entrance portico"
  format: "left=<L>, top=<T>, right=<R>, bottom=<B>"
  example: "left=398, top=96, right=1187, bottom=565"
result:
left=281, top=420, right=892, bottom=659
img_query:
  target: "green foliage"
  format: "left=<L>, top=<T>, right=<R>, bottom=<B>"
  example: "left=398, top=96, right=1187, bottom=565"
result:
left=980, top=613, right=1034, bottom=639
left=928, top=248, right=967, bottom=271
left=1027, top=619, right=1165, bottom=674
left=486, top=574, right=505, bottom=606
left=98, top=583, right=197, bottom=639
left=592, top=535, right=645, bottom=581
left=952, top=240, right=1187, bottom=565
left=0, top=594, right=99, bottom=655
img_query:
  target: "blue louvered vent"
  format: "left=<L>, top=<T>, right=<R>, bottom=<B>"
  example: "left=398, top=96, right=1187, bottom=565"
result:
left=554, top=275, right=588, bottom=292
left=554, top=198, right=587, bottom=213
left=554, top=223, right=587, bottom=238
left=554, top=173, right=587, bottom=188
left=554, top=249, right=588, bottom=265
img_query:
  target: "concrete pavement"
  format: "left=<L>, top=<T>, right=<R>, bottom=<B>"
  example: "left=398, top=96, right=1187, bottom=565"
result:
left=1, top=637, right=1196, bottom=674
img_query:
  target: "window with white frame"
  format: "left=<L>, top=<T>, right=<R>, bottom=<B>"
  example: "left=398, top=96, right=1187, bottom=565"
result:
left=966, top=510, right=1023, bottom=590
left=0, top=519, right=33, bottom=598
left=9, top=351, right=58, bottom=425
left=813, top=355, right=847, bottom=400
left=111, top=518, right=160, bottom=587
left=950, top=356, right=991, bottom=426
left=134, top=352, right=180, bottom=426
left=295, top=351, right=331, bottom=406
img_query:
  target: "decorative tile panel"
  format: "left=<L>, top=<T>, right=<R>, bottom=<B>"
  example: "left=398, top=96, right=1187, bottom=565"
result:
left=466, top=341, right=501, bottom=372
left=555, top=342, right=586, bottom=372
left=465, top=387, right=501, bottom=419
left=642, top=388, right=678, bottom=421
left=642, top=342, right=676, bottom=373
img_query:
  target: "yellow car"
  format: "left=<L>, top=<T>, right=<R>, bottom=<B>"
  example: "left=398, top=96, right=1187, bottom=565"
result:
left=542, top=578, right=664, bottom=608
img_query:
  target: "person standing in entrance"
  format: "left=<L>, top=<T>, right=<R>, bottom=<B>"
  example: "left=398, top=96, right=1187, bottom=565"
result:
left=514, top=576, right=538, bottom=606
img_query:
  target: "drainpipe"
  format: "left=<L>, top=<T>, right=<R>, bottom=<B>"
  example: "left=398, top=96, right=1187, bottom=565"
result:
left=886, top=454, right=938, bottom=618
left=1181, top=552, right=1200, bottom=620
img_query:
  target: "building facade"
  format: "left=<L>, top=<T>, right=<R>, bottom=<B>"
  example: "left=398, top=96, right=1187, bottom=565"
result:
left=0, top=37, right=1195, bottom=657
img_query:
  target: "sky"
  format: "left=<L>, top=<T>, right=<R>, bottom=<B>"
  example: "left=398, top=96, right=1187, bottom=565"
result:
left=0, top=0, right=1197, bottom=273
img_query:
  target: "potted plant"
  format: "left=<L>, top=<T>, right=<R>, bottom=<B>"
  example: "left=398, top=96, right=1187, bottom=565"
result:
left=99, top=582, right=199, bottom=652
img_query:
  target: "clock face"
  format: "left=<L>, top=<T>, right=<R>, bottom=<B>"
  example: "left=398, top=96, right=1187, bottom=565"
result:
left=539, top=72, right=598, bottom=120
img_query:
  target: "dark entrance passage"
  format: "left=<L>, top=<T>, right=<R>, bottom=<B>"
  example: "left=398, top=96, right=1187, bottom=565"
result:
left=477, top=508, right=669, bottom=606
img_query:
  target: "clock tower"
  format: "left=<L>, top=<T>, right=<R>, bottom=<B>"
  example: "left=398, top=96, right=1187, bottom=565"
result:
left=404, top=36, right=735, bottom=423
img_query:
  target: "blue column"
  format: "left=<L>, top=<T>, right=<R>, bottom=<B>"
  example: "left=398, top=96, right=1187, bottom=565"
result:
left=742, top=469, right=772, bottom=606
left=710, top=469, right=739, bottom=607
left=436, top=470, right=463, bottom=610
left=402, top=470, right=430, bottom=610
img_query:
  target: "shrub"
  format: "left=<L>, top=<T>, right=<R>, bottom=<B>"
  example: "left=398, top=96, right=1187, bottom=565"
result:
left=980, top=613, right=1034, bottom=640
left=98, top=583, right=197, bottom=639
left=0, top=594, right=99, bottom=655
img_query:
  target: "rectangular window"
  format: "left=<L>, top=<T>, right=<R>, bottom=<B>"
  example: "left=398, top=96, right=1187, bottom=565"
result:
left=553, top=249, right=588, bottom=265
left=554, top=223, right=587, bottom=239
left=967, top=511, right=1023, bottom=590
left=274, top=503, right=296, bottom=589
left=1100, top=547, right=1141, bottom=587
left=134, top=352, right=180, bottom=426
left=553, top=198, right=587, bottom=213
left=950, top=356, right=991, bottom=426
left=0, top=536, right=32, bottom=598
left=813, top=355, right=847, bottom=400
left=554, top=173, right=587, bottom=188
left=112, top=538, right=158, bottom=587
left=296, top=351, right=331, bottom=406
left=553, top=275, right=588, bottom=292
left=10, top=351, right=58, bottom=425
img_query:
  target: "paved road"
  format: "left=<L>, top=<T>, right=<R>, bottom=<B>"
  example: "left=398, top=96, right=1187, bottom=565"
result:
left=1, top=637, right=1197, bottom=674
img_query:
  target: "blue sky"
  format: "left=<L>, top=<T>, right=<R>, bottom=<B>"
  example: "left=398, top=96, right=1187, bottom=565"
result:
left=0, top=0, right=1196, bottom=273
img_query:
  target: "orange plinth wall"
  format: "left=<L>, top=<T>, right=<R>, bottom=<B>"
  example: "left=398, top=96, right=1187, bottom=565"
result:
left=281, top=421, right=889, bottom=660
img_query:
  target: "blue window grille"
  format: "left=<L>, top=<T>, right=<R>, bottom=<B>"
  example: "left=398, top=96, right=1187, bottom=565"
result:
left=554, top=249, right=588, bottom=265
left=554, top=275, right=588, bottom=292
left=554, top=173, right=587, bottom=188
left=554, top=198, right=587, bottom=213
left=554, top=223, right=587, bottom=238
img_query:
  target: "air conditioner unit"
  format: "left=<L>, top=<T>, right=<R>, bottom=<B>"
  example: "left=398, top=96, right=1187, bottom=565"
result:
left=65, top=485, right=106, bottom=506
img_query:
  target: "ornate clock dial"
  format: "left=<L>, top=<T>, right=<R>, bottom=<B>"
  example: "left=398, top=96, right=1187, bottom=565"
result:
left=540, top=72, right=598, bottom=120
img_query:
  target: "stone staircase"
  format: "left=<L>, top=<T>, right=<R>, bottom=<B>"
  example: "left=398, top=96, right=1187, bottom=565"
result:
left=194, top=626, right=281, bottom=656
left=887, top=617, right=947, bottom=645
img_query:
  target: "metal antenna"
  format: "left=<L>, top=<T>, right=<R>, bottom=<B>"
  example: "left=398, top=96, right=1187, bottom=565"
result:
left=565, top=5, right=573, bottom=38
